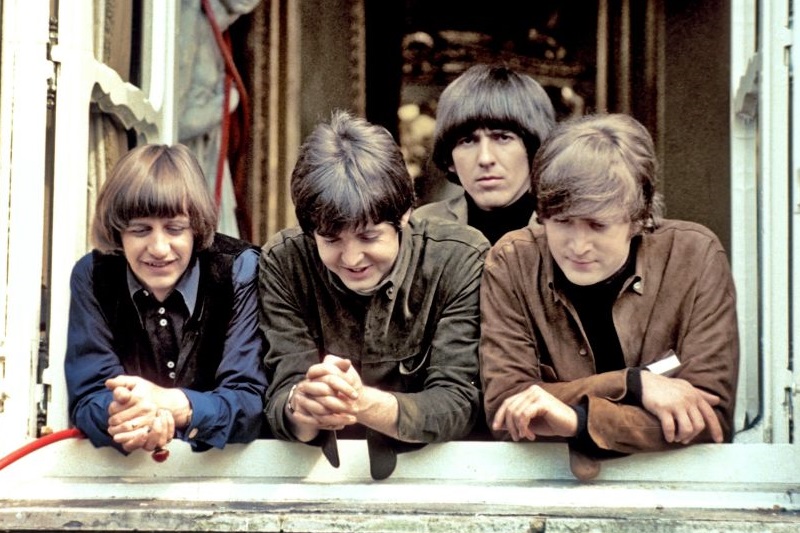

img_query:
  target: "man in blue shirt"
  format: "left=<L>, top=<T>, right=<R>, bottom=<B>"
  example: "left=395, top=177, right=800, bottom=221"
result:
left=65, top=144, right=267, bottom=455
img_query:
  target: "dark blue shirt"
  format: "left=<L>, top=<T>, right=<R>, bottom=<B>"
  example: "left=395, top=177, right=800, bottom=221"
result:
left=65, top=246, right=267, bottom=450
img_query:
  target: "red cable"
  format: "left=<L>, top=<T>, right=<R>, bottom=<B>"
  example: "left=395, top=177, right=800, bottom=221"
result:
left=0, top=427, right=170, bottom=471
left=215, top=74, right=232, bottom=210
left=0, top=428, right=84, bottom=471
left=200, top=0, right=252, bottom=226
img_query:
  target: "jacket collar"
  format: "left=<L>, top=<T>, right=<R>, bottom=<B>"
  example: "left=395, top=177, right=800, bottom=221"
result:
left=544, top=233, right=644, bottom=302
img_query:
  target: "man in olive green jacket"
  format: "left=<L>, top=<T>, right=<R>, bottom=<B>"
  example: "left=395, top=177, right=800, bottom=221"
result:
left=260, top=111, right=489, bottom=480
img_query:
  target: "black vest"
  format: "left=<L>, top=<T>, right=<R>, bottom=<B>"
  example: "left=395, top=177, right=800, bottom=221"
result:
left=92, top=233, right=257, bottom=390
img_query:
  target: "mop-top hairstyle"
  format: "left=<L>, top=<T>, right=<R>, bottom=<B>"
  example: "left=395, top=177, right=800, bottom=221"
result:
left=432, top=64, right=556, bottom=184
left=533, top=113, right=664, bottom=233
left=92, top=143, right=217, bottom=253
left=291, top=109, right=415, bottom=236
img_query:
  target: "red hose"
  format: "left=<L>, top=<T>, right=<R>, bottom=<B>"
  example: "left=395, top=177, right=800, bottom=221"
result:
left=0, top=427, right=170, bottom=471
left=200, top=0, right=253, bottom=237
left=0, top=428, right=84, bottom=471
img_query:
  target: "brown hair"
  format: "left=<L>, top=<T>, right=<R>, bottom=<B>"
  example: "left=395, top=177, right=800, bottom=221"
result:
left=532, top=113, right=664, bottom=233
left=91, top=143, right=217, bottom=253
left=432, top=64, right=556, bottom=184
left=291, top=110, right=415, bottom=236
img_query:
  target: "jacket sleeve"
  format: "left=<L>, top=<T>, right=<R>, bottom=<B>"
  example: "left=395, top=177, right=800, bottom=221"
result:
left=393, top=245, right=485, bottom=443
left=258, top=241, right=322, bottom=441
left=480, top=250, right=635, bottom=439
left=582, top=244, right=740, bottom=454
left=64, top=254, right=125, bottom=451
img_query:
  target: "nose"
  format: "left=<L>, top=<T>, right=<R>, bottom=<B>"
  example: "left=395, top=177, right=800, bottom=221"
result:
left=568, top=226, right=592, bottom=256
left=147, top=229, right=171, bottom=257
left=340, top=241, right=364, bottom=267
left=477, top=137, right=496, bottom=166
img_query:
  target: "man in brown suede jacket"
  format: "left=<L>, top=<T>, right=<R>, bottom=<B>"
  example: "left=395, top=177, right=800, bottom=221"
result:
left=479, top=113, right=739, bottom=480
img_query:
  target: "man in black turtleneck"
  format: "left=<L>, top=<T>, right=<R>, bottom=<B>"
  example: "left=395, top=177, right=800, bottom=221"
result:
left=480, top=113, right=739, bottom=482
left=414, top=64, right=556, bottom=245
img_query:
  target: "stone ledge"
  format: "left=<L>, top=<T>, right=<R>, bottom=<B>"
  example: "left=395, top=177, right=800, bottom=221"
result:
left=0, top=499, right=798, bottom=532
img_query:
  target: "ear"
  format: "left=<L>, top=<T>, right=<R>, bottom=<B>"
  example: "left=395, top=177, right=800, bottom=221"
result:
left=628, top=220, right=641, bottom=238
left=399, top=209, right=412, bottom=229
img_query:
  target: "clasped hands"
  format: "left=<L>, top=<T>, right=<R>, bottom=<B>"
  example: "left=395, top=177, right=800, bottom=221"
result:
left=105, top=375, right=181, bottom=453
left=287, top=354, right=363, bottom=437
left=493, top=372, right=723, bottom=445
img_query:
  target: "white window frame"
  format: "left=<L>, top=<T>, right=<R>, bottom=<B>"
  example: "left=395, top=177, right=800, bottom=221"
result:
left=0, top=0, right=177, bottom=447
left=0, top=0, right=799, bottom=520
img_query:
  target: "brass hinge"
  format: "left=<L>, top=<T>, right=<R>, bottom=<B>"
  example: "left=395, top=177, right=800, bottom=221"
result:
left=46, top=15, right=58, bottom=109
left=0, top=351, right=7, bottom=413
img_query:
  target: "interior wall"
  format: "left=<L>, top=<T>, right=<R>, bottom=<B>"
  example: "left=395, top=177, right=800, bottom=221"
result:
left=241, top=0, right=733, bottom=251
left=662, top=0, right=731, bottom=252
left=298, top=0, right=364, bottom=140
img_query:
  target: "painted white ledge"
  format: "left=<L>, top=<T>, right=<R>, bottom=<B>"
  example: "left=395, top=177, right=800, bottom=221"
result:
left=0, top=439, right=798, bottom=512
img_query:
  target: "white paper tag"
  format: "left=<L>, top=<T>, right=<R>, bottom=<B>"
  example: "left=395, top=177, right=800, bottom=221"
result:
left=646, top=350, right=681, bottom=376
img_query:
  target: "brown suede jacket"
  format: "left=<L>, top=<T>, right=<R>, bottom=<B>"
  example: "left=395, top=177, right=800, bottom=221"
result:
left=479, top=219, right=740, bottom=455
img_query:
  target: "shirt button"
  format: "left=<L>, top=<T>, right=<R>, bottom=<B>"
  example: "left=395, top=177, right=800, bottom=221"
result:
left=633, top=281, right=642, bottom=291
left=159, top=318, right=168, bottom=327
left=579, top=348, right=588, bottom=356
left=158, top=307, right=166, bottom=315
left=167, top=361, right=175, bottom=369
left=168, top=371, right=176, bottom=379
left=187, top=428, right=199, bottom=439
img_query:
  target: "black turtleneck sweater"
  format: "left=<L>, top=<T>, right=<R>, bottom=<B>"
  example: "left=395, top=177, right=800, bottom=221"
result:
left=556, top=238, right=638, bottom=373
left=466, top=192, right=535, bottom=245
left=556, top=239, right=641, bottom=459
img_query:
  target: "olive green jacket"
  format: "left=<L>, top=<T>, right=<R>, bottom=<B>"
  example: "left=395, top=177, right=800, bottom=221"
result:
left=414, top=194, right=538, bottom=227
left=259, top=215, right=489, bottom=478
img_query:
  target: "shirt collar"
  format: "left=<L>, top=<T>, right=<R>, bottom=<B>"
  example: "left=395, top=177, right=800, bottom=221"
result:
left=383, top=223, right=413, bottom=299
left=126, top=258, right=199, bottom=314
left=545, top=235, right=643, bottom=300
